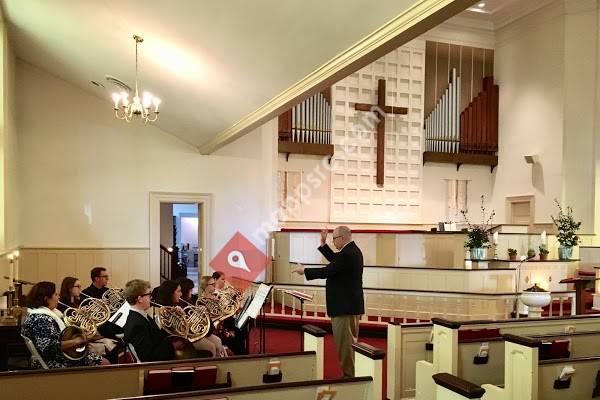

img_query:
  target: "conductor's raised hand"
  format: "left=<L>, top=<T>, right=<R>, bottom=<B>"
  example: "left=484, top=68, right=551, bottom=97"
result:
left=320, top=229, right=328, bottom=246
left=291, top=263, right=305, bottom=275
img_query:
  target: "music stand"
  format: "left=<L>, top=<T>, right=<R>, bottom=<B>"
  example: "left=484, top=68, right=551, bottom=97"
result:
left=284, top=290, right=314, bottom=349
left=236, top=283, right=272, bottom=353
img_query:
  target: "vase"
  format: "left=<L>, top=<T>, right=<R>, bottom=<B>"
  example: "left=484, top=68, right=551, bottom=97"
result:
left=539, top=253, right=548, bottom=261
left=470, top=247, right=487, bottom=260
left=558, top=246, right=573, bottom=260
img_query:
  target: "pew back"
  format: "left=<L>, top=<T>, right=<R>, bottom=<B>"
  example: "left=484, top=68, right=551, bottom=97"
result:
left=408, top=314, right=600, bottom=400
left=110, top=377, right=373, bottom=400
left=1, top=352, right=317, bottom=400
left=387, top=314, right=600, bottom=400
left=538, top=357, right=600, bottom=400
left=458, top=330, right=600, bottom=386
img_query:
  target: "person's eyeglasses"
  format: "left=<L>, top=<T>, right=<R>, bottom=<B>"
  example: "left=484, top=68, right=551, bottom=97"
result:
left=99, top=275, right=109, bottom=279
left=208, top=283, right=216, bottom=286
left=72, top=285, right=81, bottom=288
left=333, top=235, right=342, bottom=240
left=140, top=292, right=152, bottom=297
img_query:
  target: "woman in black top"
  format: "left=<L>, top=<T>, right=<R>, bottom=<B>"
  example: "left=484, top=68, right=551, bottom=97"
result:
left=156, top=280, right=224, bottom=357
left=57, top=276, right=81, bottom=313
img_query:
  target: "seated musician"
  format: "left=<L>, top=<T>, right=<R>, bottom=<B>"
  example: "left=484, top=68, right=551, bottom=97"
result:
left=178, top=277, right=198, bottom=305
left=82, top=266, right=109, bottom=299
left=210, top=272, right=247, bottom=354
left=123, top=279, right=176, bottom=362
left=57, top=276, right=81, bottom=313
left=156, top=280, right=225, bottom=357
left=21, top=281, right=109, bottom=368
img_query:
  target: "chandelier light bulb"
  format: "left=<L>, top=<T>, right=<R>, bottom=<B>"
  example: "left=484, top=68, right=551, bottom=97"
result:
left=13, top=250, right=19, bottom=259
left=112, top=93, right=121, bottom=108
left=113, top=35, right=161, bottom=123
left=142, top=92, right=152, bottom=108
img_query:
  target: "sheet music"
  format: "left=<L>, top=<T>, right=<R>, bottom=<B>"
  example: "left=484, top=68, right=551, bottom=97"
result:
left=109, top=301, right=131, bottom=328
left=236, top=283, right=271, bottom=329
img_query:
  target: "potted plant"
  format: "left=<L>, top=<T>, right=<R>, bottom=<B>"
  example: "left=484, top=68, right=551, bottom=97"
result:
left=461, top=195, right=495, bottom=260
left=551, top=199, right=581, bottom=260
left=508, top=248, right=518, bottom=261
left=538, top=244, right=549, bottom=261
left=527, top=248, right=536, bottom=259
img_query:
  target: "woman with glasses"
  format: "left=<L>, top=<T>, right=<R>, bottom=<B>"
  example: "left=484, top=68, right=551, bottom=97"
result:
left=57, top=276, right=81, bottom=313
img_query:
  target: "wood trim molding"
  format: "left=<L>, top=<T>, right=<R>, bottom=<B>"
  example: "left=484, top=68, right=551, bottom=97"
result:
left=432, top=373, right=485, bottom=399
left=431, top=318, right=462, bottom=329
left=302, top=324, right=327, bottom=337
left=352, top=342, right=386, bottom=360
left=198, top=0, right=479, bottom=154
left=502, top=333, right=541, bottom=348
left=149, top=192, right=212, bottom=288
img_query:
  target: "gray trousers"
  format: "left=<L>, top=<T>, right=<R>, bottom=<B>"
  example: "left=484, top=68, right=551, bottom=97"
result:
left=331, top=314, right=360, bottom=377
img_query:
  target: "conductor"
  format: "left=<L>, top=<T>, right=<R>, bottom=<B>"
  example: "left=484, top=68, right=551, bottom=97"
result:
left=292, top=226, right=364, bottom=377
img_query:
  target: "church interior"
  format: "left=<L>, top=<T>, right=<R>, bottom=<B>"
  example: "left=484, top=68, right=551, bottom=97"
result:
left=2, top=0, right=600, bottom=399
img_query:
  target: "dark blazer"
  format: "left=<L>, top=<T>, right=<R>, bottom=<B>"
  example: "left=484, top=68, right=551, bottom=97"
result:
left=123, top=310, right=174, bottom=362
left=82, top=285, right=108, bottom=299
left=304, top=241, right=364, bottom=317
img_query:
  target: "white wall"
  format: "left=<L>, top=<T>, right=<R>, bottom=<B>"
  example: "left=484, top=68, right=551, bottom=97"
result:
left=562, top=0, right=598, bottom=233
left=16, top=60, right=276, bottom=262
left=422, top=164, right=494, bottom=224
left=1, top=15, right=18, bottom=252
left=492, top=1, right=566, bottom=225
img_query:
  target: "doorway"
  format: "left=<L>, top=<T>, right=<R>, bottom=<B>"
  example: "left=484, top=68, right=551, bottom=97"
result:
left=150, top=192, right=211, bottom=289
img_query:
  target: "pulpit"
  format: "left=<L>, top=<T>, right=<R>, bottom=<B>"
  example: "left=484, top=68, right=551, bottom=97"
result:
left=560, top=276, right=596, bottom=315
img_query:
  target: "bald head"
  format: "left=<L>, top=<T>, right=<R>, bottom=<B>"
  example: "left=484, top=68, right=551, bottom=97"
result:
left=332, top=226, right=352, bottom=249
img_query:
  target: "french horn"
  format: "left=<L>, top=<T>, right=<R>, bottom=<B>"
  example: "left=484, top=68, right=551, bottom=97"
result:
left=62, top=297, right=111, bottom=337
left=151, top=301, right=201, bottom=360
left=101, top=288, right=126, bottom=313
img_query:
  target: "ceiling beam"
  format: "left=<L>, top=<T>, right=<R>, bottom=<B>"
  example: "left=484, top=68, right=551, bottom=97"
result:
left=198, top=0, right=479, bottom=154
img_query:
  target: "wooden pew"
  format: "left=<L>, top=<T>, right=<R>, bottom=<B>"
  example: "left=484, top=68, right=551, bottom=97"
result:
left=410, top=315, right=600, bottom=400
left=433, top=373, right=486, bottom=400
left=0, top=351, right=317, bottom=400
left=111, top=344, right=386, bottom=400
left=481, top=334, right=600, bottom=400
left=110, top=376, right=374, bottom=400
left=389, top=315, right=600, bottom=399
left=2, top=325, right=327, bottom=400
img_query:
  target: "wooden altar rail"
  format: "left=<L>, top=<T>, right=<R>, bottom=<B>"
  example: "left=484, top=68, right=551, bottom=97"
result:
left=248, top=284, right=576, bottom=325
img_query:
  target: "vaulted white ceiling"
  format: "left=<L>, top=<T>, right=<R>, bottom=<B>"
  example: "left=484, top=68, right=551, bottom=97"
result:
left=2, top=0, right=443, bottom=149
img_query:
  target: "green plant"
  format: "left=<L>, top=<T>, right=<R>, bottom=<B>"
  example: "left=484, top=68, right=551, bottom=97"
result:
left=508, top=248, right=518, bottom=256
left=527, top=248, right=536, bottom=258
left=461, top=195, right=495, bottom=249
left=538, top=244, right=549, bottom=255
left=551, top=200, right=581, bottom=247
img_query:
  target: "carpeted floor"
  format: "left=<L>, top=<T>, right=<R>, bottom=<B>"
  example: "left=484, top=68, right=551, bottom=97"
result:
left=248, top=324, right=387, bottom=394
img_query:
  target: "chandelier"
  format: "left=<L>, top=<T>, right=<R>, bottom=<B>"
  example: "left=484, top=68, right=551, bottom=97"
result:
left=112, top=35, right=161, bottom=123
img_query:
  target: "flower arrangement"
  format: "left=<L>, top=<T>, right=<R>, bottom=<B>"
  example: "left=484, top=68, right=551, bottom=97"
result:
left=461, top=195, right=495, bottom=249
left=551, top=200, right=581, bottom=248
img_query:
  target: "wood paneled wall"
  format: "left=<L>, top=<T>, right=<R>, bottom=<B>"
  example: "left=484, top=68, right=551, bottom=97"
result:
left=10, top=248, right=149, bottom=293
left=424, top=41, right=494, bottom=118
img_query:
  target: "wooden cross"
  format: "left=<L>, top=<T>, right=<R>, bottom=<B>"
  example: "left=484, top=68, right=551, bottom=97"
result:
left=354, top=79, right=408, bottom=186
